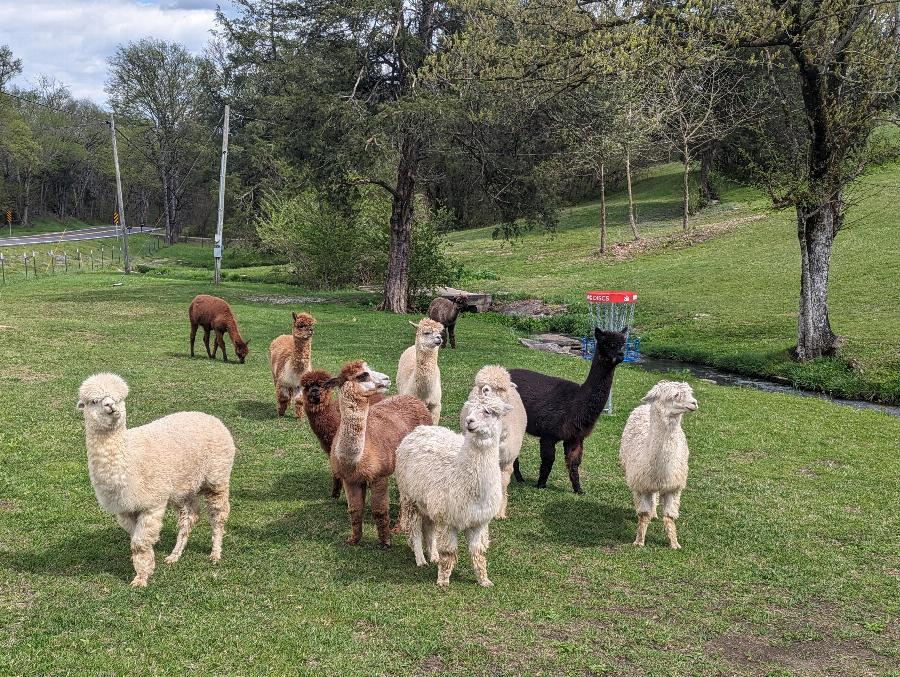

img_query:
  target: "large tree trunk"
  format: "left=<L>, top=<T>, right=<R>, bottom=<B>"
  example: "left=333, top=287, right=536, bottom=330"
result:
left=625, top=147, right=639, bottom=240
left=795, top=199, right=840, bottom=360
left=682, top=142, right=691, bottom=232
left=160, top=168, right=173, bottom=244
left=382, top=137, right=418, bottom=313
left=598, top=162, right=607, bottom=254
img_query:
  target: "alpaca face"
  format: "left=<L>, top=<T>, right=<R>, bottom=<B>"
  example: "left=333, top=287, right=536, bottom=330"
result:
left=464, top=397, right=512, bottom=439
left=642, top=381, right=698, bottom=416
left=78, top=395, right=126, bottom=430
left=411, top=319, right=444, bottom=350
left=667, top=384, right=698, bottom=414
left=235, top=339, right=250, bottom=364
left=594, top=327, right=627, bottom=364
left=291, top=312, right=316, bottom=341
left=453, top=295, right=468, bottom=307
left=349, top=363, right=391, bottom=397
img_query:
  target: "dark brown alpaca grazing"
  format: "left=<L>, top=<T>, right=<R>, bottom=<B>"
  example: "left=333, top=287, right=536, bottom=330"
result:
left=427, top=294, right=468, bottom=349
left=326, top=360, right=432, bottom=547
left=300, top=369, right=384, bottom=499
left=510, top=327, right=626, bottom=494
left=189, top=294, right=250, bottom=363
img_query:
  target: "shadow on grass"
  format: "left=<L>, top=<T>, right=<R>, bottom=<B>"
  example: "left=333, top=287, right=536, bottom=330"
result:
left=232, top=471, right=334, bottom=503
left=235, top=398, right=275, bottom=420
left=541, top=499, right=633, bottom=547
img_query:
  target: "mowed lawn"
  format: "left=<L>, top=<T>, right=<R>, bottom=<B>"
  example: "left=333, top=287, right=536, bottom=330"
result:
left=1, top=274, right=898, bottom=674
left=447, top=162, right=900, bottom=404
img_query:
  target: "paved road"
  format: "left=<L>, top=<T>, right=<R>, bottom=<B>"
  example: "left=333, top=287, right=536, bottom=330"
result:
left=0, top=226, right=159, bottom=247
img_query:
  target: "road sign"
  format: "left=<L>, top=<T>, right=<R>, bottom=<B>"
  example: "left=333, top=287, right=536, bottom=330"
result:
left=5, top=211, right=11, bottom=225
left=113, top=210, right=119, bottom=226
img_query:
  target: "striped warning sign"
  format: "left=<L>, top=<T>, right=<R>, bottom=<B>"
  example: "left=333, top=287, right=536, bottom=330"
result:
left=5, top=210, right=11, bottom=225
left=113, top=210, right=119, bottom=226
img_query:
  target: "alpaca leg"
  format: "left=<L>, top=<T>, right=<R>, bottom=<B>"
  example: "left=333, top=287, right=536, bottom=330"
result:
left=129, top=505, right=165, bottom=588
left=467, top=524, right=492, bottom=587
left=293, top=388, right=305, bottom=419
left=330, top=474, right=342, bottom=499
left=407, top=507, right=427, bottom=566
left=393, top=495, right=412, bottom=534
left=370, top=477, right=392, bottom=548
left=435, top=525, right=458, bottom=588
left=423, top=517, right=439, bottom=564
left=344, top=482, right=365, bottom=545
left=216, top=330, right=229, bottom=362
left=513, top=458, right=524, bottom=483
left=448, top=323, right=457, bottom=349
left=429, top=402, right=441, bottom=426
left=203, top=328, right=213, bottom=358
left=275, top=386, right=290, bottom=417
left=189, top=322, right=198, bottom=357
left=116, top=511, right=137, bottom=535
left=633, top=492, right=654, bottom=547
left=497, top=465, right=513, bottom=519
left=165, top=497, right=200, bottom=564
left=661, top=491, right=682, bottom=549
left=563, top=439, right=585, bottom=495
left=536, top=437, right=557, bottom=488
left=205, top=485, right=231, bottom=562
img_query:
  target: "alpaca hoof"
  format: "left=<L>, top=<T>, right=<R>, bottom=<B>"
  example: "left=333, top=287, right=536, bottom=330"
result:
left=633, top=540, right=645, bottom=547
left=346, top=536, right=361, bottom=546
left=378, top=541, right=392, bottom=550
left=670, top=542, right=682, bottom=550
left=478, top=578, right=494, bottom=588
left=164, top=553, right=180, bottom=565
left=496, top=513, right=508, bottom=521
left=130, top=576, right=148, bottom=588
left=574, top=488, right=585, bottom=495
left=209, top=552, right=221, bottom=563
left=436, top=580, right=450, bottom=589
left=533, top=482, right=546, bottom=489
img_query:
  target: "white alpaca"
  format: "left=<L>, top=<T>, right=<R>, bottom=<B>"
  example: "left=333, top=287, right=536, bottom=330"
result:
left=395, top=393, right=511, bottom=587
left=619, top=381, right=698, bottom=549
left=77, top=373, right=236, bottom=587
left=396, top=318, right=444, bottom=424
left=460, top=365, right=527, bottom=519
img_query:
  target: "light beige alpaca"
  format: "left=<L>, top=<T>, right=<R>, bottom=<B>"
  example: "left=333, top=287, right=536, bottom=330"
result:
left=460, top=365, right=527, bottom=519
left=619, top=381, right=698, bottom=549
left=269, top=311, right=315, bottom=417
left=77, top=373, right=235, bottom=587
left=396, top=318, right=444, bottom=424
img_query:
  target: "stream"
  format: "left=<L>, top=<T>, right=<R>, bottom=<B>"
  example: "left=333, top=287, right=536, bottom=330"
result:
left=520, top=334, right=900, bottom=418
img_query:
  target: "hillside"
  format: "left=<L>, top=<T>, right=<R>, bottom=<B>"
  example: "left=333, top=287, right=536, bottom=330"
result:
left=446, top=163, right=900, bottom=403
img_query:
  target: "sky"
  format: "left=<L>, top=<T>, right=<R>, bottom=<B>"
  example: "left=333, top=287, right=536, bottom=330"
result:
left=1, top=0, right=235, bottom=105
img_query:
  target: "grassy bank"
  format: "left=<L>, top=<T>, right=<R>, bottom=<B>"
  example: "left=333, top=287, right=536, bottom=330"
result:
left=1, top=273, right=898, bottom=673
left=446, top=163, right=900, bottom=404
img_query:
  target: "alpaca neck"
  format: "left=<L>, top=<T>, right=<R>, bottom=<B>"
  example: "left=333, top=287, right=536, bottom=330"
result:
left=575, top=354, right=616, bottom=418
left=414, top=345, right=437, bottom=387
left=225, top=316, right=243, bottom=345
left=84, top=420, right=130, bottom=503
left=645, top=407, right=682, bottom=459
left=334, top=394, right=368, bottom=465
left=292, top=335, right=312, bottom=371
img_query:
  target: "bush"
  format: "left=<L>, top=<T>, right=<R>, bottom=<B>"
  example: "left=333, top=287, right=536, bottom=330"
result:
left=255, top=188, right=458, bottom=303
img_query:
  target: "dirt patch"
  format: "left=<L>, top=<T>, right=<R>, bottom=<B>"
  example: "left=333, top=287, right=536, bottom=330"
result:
left=706, top=633, right=885, bottom=672
left=244, top=294, right=328, bottom=305
left=492, top=298, right=568, bottom=318
left=417, top=655, right=446, bottom=675
left=603, top=215, right=768, bottom=262
left=0, top=499, right=19, bottom=511
left=1, top=366, right=54, bottom=384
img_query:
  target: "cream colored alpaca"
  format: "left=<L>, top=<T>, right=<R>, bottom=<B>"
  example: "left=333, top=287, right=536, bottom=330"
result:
left=460, top=365, right=527, bottom=519
left=269, top=311, right=315, bottom=417
left=619, top=381, right=698, bottom=549
left=396, top=393, right=511, bottom=587
left=396, top=318, right=444, bottom=424
left=77, top=373, right=235, bottom=588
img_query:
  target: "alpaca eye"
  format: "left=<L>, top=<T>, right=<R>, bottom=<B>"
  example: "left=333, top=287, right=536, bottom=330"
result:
left=356, top=373, right=370, bottom=381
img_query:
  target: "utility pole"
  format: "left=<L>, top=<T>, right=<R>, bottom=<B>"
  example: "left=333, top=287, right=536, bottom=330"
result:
left=108, top=112, right=131, bottom=274
left=214, top=104, right=230, bottom=285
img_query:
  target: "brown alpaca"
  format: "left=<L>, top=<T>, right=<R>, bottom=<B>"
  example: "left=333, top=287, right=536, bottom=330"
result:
left=189, top=294, right=250, bottom=363
left=326, top=360, right=431, bottom=547
left=301, top=370, right=385, bottom=499
left=269, top=312, right=315, bottom=418
left=427, top=294, right=468, bottom=349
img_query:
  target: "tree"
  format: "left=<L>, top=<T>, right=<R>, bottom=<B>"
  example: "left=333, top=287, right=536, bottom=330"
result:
left=0, top=45, right=22, bottom=92
left=106, top=40, right=206, bottom=243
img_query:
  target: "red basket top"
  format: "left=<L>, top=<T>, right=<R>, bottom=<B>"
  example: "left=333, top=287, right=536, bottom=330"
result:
left=586, top=291, right=638, bottom=303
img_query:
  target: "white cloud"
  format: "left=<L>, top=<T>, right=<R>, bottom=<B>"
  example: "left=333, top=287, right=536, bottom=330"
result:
left=1, top=0, right=228, bottom=104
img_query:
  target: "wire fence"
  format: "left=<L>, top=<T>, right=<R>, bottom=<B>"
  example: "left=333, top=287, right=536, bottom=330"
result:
left=0, top=234, right=166, bottom=285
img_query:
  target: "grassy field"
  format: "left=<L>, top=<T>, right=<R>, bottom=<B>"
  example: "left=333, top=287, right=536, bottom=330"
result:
left=1, top=217, right=101, bottom=237
left=1, top=273, right=898, bottom=674
left=446, top=162, right=900, bottom=404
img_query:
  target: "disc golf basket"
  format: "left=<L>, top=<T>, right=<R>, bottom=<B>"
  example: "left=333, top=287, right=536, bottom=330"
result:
left=581, top=290, right=639, bottom=414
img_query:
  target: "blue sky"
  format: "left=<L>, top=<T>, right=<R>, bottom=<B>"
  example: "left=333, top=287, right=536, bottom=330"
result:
left=2, top=0, right=236, bottom=104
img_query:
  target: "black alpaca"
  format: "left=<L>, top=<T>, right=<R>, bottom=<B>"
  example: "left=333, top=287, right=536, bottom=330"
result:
left=427, top=294, right=468, bottom=349
left=510, top=327, right=627, bottom=494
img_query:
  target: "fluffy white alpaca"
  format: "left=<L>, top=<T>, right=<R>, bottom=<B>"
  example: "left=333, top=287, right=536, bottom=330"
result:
left=395, top=393, right=511, bottom=587
left=460, top=365, right=527, bottom=519
left=77, top=373, right=236, bottom=587
left=396, top=318, right=444, bottom=424
left=619, top=380, right=698, bottom=549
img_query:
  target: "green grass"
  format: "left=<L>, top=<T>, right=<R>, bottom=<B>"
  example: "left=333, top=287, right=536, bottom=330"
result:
left=447, top=162, right=900, bottom=404
left=1, top=273, right=898, bottom=674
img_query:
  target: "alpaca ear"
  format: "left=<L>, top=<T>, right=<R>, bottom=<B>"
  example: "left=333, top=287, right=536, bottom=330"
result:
left=323, top=377, right=342, bottom=389
left=292, top=312, right=298, bottom=321
left=245, top=338, right=251, bottom=346
left=481, top=385, right=493, bottom=397
left=641, top=382, right=665, bottom=404
left=509, top=382, right=518, bottom=390
left=620, top=325, right=629, bottom=334
left=409, top=320, right=419, bottom=329
left=76, top=399, right=85, bottom=411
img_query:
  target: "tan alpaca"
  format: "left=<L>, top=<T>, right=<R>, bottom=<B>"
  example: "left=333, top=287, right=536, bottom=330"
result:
left=269, top=311, right=315, bottom=417
left=77, top=373, right=235, bottom=588
left=396, top=318, right=444, bottom=424
left=327, top=361, right=432, bottom=547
